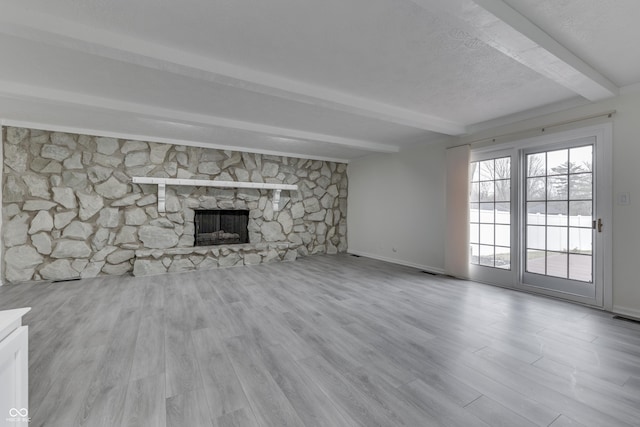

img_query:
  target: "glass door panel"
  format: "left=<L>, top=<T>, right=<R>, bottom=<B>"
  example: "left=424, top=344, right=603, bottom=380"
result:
left=469, top=157, right=511, bottom=270
left=522, top=143, right=596, bottom=299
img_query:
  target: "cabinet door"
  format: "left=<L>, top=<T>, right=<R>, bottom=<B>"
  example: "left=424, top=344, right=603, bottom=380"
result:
left=0, top=326, right=28, bottom=427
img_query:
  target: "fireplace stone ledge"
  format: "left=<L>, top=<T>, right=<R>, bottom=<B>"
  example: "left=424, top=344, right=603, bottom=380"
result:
left=133, top=242, right=298, bottom=276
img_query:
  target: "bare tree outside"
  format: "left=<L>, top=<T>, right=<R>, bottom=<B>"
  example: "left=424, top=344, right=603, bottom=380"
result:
left=526, top=147, right=592, bottom=214
left=470, top=158, right=511, bottom=205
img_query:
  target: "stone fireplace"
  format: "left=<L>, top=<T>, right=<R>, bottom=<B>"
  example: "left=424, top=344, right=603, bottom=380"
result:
left=2, top=127, right=348, bottom=283
left=194, top=210, right=249, bottom=246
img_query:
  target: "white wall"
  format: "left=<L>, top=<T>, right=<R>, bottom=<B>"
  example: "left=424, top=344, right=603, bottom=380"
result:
left=347, top=87, right=640, bottom=317
left=347, top=141, right=448, bottom=273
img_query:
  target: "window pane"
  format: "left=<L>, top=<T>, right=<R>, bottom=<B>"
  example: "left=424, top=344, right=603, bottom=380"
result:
left=470, top=223, right=479, bottom=244
left=546, top=252, right=568, bottom=279
left=569, top=173, right=592, bottom=200
left=469, top=156, right=511, bottom=270
left=527, top=178, right=546, bottom=200
left=527, top=153, right=545, bottom=177
left=524, top=144, right=590, bottom=280
left=569, top=201, right=592, bottom=227
left=527, top=202, right=545, bottom=225
left=527, top=250, right=545, bottom=274
left=527, top=226, right=545, bottom=250
left=480, top=224, right=494, bottom=245
left=547, top=149, right=568, bottom=175
left=547, top=227, right=568, bottom=252
left=495, top=158, right=510, bottom=180
left=470, top=182, right=480, bottom=202
left=569, top=254, right=592, bottom=282
left=519, top=145, right=595, bottom=287
left=480, top=160, right=494, bottom=181
left=495, top=247, right=510, bottom=269
left=479, top=245, right=494, bottom=266
left=547, top=175, right=568, bottom=200
left=546, top=201, right=568, bottom=226
left=495, top=225, right=510, bottom=247
left=495, top=203, right=510, bottom=224
left=569, top=227, right=592, bottom=255
left=495, top=179, right=510, bottom=202
left=471, top=162, right=480, bottom=182
left=569, top=145, right=592, bottom=173
left=469, top=202, right=480, bottom=223
left=479, top=203, right=494, bottom=223
left=470, top=244, right=480, bottom=264
left=480, top=182, right=494, bottom=202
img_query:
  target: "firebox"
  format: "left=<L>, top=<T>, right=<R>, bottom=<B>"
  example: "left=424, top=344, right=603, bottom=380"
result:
left=194, top=210, right=249, bottom=246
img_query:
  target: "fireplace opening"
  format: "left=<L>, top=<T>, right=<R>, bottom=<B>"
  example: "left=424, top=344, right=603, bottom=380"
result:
left=194, top=210, right=249, bottom=246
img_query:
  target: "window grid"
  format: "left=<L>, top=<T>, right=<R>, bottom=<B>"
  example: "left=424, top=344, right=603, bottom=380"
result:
left=470, top=157, right=511, bottom=270
left=524, top=146, right=593, bottom=282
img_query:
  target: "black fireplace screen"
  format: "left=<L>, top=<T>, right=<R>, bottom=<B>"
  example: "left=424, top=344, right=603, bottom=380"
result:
left=194, top=210, right=249, bottom=246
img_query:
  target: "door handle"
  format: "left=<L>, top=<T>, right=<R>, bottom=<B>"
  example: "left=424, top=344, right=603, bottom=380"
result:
left=592, top=218, right=603, bottom=232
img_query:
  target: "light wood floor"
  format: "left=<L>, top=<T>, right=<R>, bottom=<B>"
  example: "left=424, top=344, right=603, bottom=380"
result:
left=1, top=254, right=639, bottom=427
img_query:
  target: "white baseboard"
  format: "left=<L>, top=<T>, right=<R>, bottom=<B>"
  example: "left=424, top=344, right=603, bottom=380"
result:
left=613, top=305, right=640, bottom=320
left=347, top=250, right=445, bottom=275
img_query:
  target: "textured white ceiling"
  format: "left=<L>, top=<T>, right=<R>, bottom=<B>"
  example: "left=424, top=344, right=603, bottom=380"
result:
left=0, top=0, right=637, bottom=161
left=502, top=0, right=640, bottom=87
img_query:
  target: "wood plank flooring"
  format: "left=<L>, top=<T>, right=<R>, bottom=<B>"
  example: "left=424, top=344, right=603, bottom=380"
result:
left=1, top=254, right=639, bottom=427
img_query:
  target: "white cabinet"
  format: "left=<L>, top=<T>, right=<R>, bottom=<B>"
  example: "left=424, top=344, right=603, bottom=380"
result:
left=0, top=308, right=30, bottom=427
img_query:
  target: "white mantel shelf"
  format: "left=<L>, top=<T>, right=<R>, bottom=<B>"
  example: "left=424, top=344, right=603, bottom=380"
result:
left=131, top=177, right=298, bottom=212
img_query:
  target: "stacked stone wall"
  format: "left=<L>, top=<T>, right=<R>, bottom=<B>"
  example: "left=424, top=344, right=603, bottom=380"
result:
left=2, top=127, right=348, bottom=283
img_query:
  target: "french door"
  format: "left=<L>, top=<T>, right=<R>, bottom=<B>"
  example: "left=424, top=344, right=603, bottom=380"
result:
left=520, top=138, right=600, bottom=303
left=469, top=125, right=611, bottom=308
